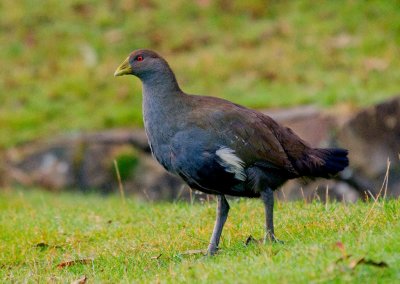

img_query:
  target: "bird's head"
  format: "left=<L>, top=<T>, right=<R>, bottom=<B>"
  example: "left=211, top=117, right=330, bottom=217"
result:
left=114, top=49, right=170, bottom=80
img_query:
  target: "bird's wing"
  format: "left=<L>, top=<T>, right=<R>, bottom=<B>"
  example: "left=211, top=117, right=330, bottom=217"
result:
left=187, top=96, right=301, bottom=175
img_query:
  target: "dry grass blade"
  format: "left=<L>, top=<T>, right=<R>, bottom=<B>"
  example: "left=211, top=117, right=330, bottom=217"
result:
left=362, top=159, right=391, bottom=225
left=113, top=159, right=126, bottom=204
left=300, top=187, right=306, bottom=203
left=281, top=188, right=287, bottom=201
left=245, top=235, right=263, bottom=246
left=34, top=242, right=62, bottom=250
left=334, top=242, right=388, bottom=271
left=325, top=185, right=329, bottom=211
left=175, top=184, right=186, bottom=202
left=34, top=242, right=49, bottom=249
left=189, top=188, right=194, bottom=205
left=180, top=249, right=207, bottom=255
left=57, top=258, right=93, bottom=269
left=383, top=158, right=391, bottom=199
left=349, top=258, right=388, bottom=269
left=313, top=187, right=321, bottom=202
left=141, top=188, right=151, bottom=202
left=71, top=275, right=88, bottom=284
left=151, top=254, right=162, bottom=260
left=335, top=241, right=347, bottom=259
left=367, top=190, right=377, bottom=202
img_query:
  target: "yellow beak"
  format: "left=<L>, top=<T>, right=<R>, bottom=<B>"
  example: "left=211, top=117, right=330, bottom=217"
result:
left=114, top=57, right=132, bottom=77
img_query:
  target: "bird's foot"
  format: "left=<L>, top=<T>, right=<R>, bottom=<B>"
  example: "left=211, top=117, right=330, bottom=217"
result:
left=263, top=234, right=284, bottom=244
left=207, top=243, right=219, bottom=256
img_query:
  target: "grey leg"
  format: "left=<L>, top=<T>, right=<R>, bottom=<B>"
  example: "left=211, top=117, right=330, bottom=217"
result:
left=207, top=195, right=230, bottom=255
left=260, top=188, right=282, bottom=243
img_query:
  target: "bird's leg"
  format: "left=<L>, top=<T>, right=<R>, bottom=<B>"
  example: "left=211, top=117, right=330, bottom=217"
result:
left=260, top=188, right=282, bottom=243
left=207, top=195, right=230, bottom=255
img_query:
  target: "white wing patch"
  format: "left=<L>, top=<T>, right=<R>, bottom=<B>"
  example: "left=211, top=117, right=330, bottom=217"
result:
left=216, top=147, right=247, bottom=181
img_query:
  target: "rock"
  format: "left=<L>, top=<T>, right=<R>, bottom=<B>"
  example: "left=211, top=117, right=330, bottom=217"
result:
left=266, top=105, right=360, bottom=201
left=337, top=96, right=400, bottom=196
left=123, top=152, right=189, bottom=201
left=277, top=179, right=359, bottom=203
left=266, top=105, right=339, bottom=147
left=4, top=140, right=77, bottom=190
left=2, top=98, right=399, bottom=201
left=3, top=129, right=185, bottom=199
left=0, top=106, right=355, bottom=201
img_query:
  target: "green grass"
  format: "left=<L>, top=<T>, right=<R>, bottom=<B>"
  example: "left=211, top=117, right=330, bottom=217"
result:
left=1, top=189, right=399, bottom=283
left=1, top=0, right=400, bottom=148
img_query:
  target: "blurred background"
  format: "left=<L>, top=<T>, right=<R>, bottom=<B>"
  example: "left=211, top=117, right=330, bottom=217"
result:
left=1, top=0, right=399, bottom=201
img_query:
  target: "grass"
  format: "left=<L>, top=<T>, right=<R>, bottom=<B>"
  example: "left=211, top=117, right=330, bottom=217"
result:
left=1, top=189, right=399, bottom=283
left=1, top=0, right=400, bottom=148
left=2, top=2, right=399, bottom=282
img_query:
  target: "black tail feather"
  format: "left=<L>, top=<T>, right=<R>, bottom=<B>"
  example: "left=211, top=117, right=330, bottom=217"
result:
left=313, top=148, right=349, bottom=178
left=296, top=148, right=349, bottom=178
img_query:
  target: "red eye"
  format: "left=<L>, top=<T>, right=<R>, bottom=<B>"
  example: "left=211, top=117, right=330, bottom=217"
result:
left=136, top=56, right=143, bottom=61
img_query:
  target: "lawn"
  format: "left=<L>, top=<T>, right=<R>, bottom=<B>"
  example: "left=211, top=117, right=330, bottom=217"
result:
left=1, top=189, right=399, bottom=283
left=1, top=2, right=399, bottom=282
left=1, top=0, right=400, bottom=148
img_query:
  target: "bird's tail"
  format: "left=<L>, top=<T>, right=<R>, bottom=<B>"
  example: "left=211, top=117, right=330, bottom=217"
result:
left=297, top=148, right=349, bottom=178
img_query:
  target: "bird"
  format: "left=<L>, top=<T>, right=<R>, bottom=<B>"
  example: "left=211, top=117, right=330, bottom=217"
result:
left=114, top=49, right=349, bottom=255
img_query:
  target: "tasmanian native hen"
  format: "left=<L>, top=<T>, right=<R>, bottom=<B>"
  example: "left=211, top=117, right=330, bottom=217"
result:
left=114, top=49, right=349, bottom=255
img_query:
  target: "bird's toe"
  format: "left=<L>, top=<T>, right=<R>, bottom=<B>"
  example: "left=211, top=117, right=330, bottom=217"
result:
left=207, top=244, right=219, bottom=256
left=264, top=235, right=284, bottom=245
left=273, top=238, right=284, bottom=244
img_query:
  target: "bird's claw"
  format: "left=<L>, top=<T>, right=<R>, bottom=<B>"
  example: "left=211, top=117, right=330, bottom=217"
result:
left=207, top=244, right=219, bottom=256
left=264, top=235, right=284, bottom=244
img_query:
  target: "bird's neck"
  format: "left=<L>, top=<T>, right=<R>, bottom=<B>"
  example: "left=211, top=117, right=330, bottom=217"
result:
left=142, top=76, right=183, bottom=111
left=142, top=71, right=186, bottom=131
left=141, top=68, right=182, bottom=98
